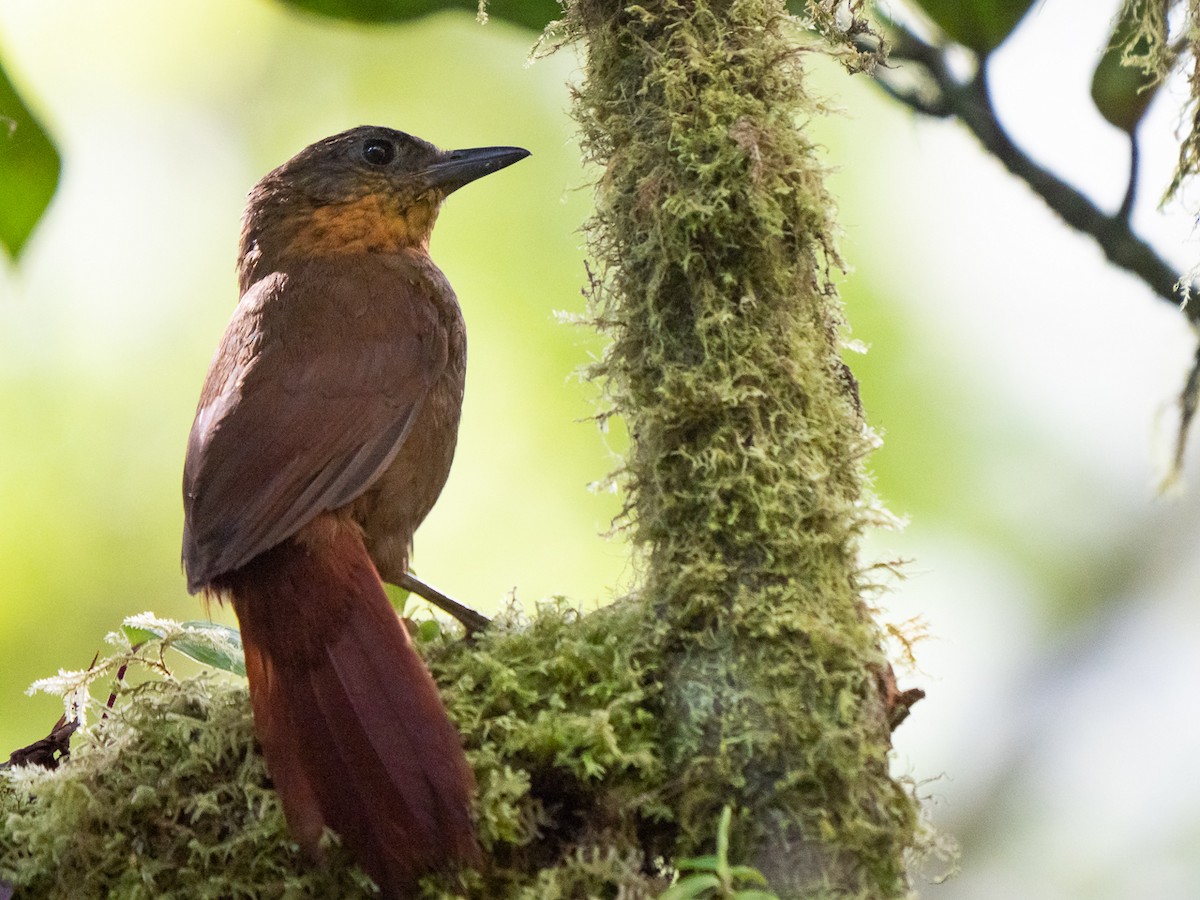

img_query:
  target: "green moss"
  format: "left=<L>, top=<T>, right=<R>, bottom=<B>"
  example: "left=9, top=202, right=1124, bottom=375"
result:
left=0, top=676, right=373, bottom=899
left=566, top=0, right=920, bottom=893
left=0, top=603, right=676, bottom=898
left=422, top=599, right=673, bottom=896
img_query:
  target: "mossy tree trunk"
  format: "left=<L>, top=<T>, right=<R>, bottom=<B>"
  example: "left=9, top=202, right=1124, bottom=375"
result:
left=0, top=2, right=923, bottom=896
left=568, top=0, right=919, bottom=894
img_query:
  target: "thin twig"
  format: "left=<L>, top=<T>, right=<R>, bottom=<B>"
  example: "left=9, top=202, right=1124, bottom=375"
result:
left=1171, top=344, right=1200, bottom=477
left=1118, top=133, right=1140, bottom=224
left=869, top=16, right=1200, bottom=470
left=876, top=19, right=1197, bottom=322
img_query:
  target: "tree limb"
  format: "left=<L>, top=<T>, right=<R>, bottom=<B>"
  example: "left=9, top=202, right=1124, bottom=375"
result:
left=874, top=19, right=1197, bottom=322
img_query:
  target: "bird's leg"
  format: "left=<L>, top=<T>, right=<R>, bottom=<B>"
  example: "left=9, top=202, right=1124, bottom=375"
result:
left=397, top=572, right=491, bottom=635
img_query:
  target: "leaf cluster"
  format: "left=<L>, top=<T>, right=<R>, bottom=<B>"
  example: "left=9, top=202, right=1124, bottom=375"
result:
left=661, top=808, right=777, bottom=900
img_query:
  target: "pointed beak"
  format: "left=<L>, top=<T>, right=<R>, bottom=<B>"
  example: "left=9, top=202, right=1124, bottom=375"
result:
left=418, top=145, right=530, bottom=195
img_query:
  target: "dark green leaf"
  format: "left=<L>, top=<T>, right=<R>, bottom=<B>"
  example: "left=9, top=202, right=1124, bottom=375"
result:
left=277, top=0, right=559, bottom=31
left=659, top=873, right=721, bottom=900
left=910, top=0, right=1037, bottom=56
left=0, top=56, right=60, bottom=260
left=1091, top=0, right=1164, bottom=133
left=675, top=854, right=720, bottom=872
left=123, top=619, right=246, bottom=676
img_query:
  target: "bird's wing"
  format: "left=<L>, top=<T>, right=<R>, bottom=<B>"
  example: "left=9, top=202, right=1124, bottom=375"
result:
left=182, top=265, right=449, bottom=590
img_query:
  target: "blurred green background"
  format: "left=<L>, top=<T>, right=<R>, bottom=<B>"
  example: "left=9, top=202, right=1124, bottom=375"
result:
left=0, top=0, right=630, bottom=742
left=4, top=0, right=1200, bottom=897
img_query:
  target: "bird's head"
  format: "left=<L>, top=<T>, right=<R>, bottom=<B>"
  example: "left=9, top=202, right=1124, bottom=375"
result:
left=239, top=125, right=529, bottom=277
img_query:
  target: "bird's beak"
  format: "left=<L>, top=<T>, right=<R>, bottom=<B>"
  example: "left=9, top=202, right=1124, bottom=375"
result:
left=418, top=146, right=531, bottom=195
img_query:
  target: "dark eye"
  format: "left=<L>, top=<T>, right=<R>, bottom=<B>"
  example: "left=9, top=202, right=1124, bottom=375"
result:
left=362, top=140, right=395, bottom=166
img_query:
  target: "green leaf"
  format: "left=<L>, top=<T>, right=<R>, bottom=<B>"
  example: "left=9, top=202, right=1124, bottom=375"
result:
left=1090, top=0, right=1164, bottom=133
left=0, top=56, right=60, bottom=260
left=910, top=0, right=1037, bottom=56
left=121, top=625, right=160, bottom=647
left=122, top=618, right=246, bottom=677
left=172, top=622, right=246, bottom=676
left=714, top=805, right=732, bottom=877
left=732, top=891, right=779, bottom=900
left=726, top=865, right=768, bottom=885
left=276, top=0, right=560, bottom=31
left=384, top=580, right=412, bottom=611
left=659, top=873, right=721, bottom=900
left=675, top=854, right=720, bottom=873
left=416, top=618, right=442, bottom=643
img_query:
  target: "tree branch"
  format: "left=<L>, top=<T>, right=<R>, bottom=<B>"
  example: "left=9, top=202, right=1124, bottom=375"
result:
left=875, top=20, right=1197, bottom=322
left=868, top=16, right=1200, bottom=474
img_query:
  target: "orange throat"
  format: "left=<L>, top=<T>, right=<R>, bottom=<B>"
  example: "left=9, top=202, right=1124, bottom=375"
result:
left=284, top=193, right=438, bottom=256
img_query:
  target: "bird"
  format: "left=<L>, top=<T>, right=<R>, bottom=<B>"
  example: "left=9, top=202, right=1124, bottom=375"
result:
left=181, top=125, right=529, bottom=896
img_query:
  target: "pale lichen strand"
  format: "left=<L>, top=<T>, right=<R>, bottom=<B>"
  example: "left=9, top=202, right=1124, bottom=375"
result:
left=1171, top=0, right=1200, bottom=199
left=568, top=0, right=918, bottom=894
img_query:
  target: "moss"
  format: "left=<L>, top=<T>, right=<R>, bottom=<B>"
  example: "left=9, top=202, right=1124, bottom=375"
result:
left=0, top=676, right=373, bottom=899
left=1, top=603, right=676, bottom=898
left=422, top=599, right=672, bottom=897
left=566, top=0, right=920, bottom=894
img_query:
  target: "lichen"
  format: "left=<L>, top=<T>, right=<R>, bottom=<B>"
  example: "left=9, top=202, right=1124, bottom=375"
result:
left=1156, top=0, right=1199, bottom=198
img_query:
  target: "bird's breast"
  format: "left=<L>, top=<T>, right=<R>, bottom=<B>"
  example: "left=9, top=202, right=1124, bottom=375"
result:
left=352, top=344, right=465, bottom=583
left=349, top=255, right=467, bottom=583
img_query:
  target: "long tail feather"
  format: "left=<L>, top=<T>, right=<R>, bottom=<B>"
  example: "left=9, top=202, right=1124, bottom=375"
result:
left=223, top=516, right=478, bottom=896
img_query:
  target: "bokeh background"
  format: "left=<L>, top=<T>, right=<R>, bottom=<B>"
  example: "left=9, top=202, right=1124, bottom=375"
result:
left=2, top=0, right=1199, bottom=897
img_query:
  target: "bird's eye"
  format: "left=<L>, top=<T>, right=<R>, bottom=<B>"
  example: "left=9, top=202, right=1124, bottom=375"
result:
left=362, top=140, right=395, bottom=166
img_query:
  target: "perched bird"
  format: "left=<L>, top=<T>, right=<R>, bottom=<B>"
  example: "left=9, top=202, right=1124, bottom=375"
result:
left=181, top=125, right=529, bottom=895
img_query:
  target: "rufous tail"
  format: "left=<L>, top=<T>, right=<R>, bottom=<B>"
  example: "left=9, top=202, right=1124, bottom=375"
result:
left=221, top=516, right=479, bottom=897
